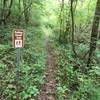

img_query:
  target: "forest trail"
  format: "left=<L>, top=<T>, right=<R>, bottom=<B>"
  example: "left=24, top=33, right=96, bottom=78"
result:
left=37, top=34, right=56, bottom=100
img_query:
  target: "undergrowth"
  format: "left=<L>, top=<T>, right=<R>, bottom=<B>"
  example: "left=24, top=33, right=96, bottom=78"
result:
left=0, top=25, right=47, bottom=100
left=55, top=43, right=100, bottom=100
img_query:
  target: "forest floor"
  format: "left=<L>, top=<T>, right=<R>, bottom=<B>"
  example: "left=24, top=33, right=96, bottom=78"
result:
left=37, top=35, right=56, bottom=100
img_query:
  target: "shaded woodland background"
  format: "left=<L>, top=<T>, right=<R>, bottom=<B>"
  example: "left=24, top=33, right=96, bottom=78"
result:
left=0, top=0, right=100, bottom=100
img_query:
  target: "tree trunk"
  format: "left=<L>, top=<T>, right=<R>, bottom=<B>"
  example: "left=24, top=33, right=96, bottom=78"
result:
left=23, top=0, right=31, bottom=24
left=87, top=0, right=100, bottom=67
left=70, top=0, right=78, bottom=57
left=59, top=0, right=64, bottom=43
left=0, top=0, right=7, bottom=25
left=0, top=0, right=13, bottom=25
left=6, top=0, right=13, bottom=19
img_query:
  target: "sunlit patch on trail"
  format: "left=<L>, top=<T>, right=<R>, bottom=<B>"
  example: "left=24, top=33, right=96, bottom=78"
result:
left=42, top=26, right=53, bottom=38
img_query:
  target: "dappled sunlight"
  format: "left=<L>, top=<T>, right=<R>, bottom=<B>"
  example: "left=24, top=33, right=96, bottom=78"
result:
left=42, top=26, right=52, bottom=37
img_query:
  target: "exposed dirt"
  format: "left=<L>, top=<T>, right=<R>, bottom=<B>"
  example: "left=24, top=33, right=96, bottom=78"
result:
left=37, top=38, right=56, bottom=100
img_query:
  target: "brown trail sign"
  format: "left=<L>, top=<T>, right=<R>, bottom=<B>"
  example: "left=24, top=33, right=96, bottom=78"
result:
left=13, top=29, right=24, bottom=48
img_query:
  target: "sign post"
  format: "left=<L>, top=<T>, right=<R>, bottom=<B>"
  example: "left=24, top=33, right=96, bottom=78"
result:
left=13, top=29, right=24, bottom=100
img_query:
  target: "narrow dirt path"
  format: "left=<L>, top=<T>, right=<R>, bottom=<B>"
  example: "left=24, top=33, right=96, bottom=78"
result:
left=37, top=37, right=56, bottom=100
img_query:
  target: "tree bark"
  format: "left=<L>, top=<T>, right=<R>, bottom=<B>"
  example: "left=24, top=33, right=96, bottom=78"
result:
left=87, top=0, right=100, bottom=67
left=59, top=0, right=64, bottom=42
left=0, top=0, right=13, bottom=25
left=0, top=0, right=7, bottom=25
left=70, top=0, right=78, bottom=57
left=23, top=0, right=32, bottom=24
left=6, top=0, right=13, bottom=19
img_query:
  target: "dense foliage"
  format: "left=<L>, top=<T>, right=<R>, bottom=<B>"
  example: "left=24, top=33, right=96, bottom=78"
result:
left=0, top=0, right=100, bottom=100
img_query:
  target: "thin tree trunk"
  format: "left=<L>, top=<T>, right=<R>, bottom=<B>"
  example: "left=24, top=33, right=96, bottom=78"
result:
left=6, top=0, right=13, bottom=19
left=87, top=0, right=100, bottom=67
left=59, top=0, right=64, bottom=42
left=70, top=0, right=78, bottom=57
left=0, top=0, right=7, bottom=25
left=23, top=0, right=32, bottom=24
left=19, top=0, right=21, bottom=11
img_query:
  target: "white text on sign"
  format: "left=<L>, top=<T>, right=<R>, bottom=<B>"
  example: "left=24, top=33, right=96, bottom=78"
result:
left=13, top=29, right=24, bottom=48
